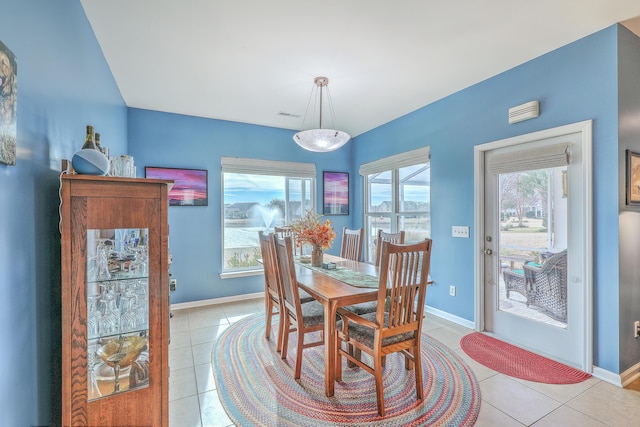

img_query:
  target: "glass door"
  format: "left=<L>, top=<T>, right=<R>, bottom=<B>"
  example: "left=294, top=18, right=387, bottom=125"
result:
left=482, top=129, right=588, bottom=368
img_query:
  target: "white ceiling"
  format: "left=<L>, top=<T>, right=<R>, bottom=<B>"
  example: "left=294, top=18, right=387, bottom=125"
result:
left=80, top=1, right=640, bottom=138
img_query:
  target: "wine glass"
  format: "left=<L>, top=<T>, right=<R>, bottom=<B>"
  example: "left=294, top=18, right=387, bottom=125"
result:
left=87, top=339, right=102, bottom=399
left=119, top=288, right=138, bottom=333
left=87, top=294, right=102, bottom=339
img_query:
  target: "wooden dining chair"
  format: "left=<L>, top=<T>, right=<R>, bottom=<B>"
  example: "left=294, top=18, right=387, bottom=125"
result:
left=258, top=231, right=314, bottom=353
left=336, top=239, right=433, bottom=416
left=275, top=226, right=300, bottom=255
left=374, top=229, right=405, bottom=266
left=340, top=227, right=364, bottom=261
left=272, top=235, right=325, bottom=379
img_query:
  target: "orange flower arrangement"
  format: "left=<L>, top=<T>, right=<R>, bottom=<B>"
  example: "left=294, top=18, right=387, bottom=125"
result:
left=290, top=210, right=336, bottom=250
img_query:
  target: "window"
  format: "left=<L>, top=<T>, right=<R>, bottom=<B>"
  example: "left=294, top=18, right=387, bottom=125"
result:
left=221, top=157, right=315, bottom=276
left=360, top=147, right=430, bottom=263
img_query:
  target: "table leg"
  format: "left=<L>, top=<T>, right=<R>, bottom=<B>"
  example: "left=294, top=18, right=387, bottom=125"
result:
left=323, top=300, right=339, bottom=397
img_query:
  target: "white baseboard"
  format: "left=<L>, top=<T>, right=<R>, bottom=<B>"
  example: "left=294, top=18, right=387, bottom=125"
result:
left=592, top=366, right=623, bottom=387
left=619, top=361, right=640, bottom=387
left=424, top=305, right=475, bottom=330
left=171, top=295, right=633, bottom=390
left=171, top=292, right=264, bottom=311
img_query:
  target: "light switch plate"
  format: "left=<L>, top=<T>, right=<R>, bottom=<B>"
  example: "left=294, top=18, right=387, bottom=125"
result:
left=452, top=226, right=470, bottom=238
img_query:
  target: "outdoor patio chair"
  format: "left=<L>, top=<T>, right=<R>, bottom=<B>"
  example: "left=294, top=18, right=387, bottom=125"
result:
left=503, top=267, right=529, bottom=300
left=524, top=249, right=568, bottom=322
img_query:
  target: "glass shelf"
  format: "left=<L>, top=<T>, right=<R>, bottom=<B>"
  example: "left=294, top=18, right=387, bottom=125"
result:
left=86, top=228, right=150, bottom=401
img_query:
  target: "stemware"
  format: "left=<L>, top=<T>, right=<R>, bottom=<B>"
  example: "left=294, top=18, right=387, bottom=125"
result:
left=87, top=294, right=102, bottom=339
left=87, top=339, right=102, bottom=399
left=119, top=288, right=138, bottom=333
left=98, top=288, right=119, bottom=336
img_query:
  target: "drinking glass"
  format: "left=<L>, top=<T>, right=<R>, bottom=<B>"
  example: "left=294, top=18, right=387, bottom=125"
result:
left=87, top=339, right=102, bottom=399
left=87, top=294, right=102, bottom=339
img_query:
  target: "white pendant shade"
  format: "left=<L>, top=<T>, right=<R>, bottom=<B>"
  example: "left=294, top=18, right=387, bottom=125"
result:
left=293, top=76, right=350, bottom=152
left=293, top=128, right=350, bottom=152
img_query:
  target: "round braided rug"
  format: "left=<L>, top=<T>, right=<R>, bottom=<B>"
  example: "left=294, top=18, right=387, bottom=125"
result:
left=212, top=314, right=481, bottom=426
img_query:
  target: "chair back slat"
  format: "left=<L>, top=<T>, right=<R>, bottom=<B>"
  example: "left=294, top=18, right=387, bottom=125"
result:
left=340, top=227, right=364, bottom=261
left=378, top=239, right=432, bottom=332
left=272, top=235, right=301, bottom=318
left=375, top=229, right=406, bottom=266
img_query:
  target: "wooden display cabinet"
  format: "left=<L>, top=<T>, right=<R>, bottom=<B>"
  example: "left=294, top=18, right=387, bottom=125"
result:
left=61, top=174, right=172, bottom=426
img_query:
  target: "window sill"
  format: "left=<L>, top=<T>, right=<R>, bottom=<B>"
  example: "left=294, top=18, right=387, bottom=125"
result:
left=219, top=269, right=263, bottom=280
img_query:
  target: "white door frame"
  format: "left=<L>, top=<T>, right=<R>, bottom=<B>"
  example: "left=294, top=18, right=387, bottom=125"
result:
left=473, top=120, right=593, bottom=372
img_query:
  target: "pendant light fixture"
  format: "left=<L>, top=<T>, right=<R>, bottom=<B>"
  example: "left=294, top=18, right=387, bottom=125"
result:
left=293, top=76, right=351, bottom=152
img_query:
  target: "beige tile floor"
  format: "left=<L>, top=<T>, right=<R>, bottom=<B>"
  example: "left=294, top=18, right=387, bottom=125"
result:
left=168, top=297, right=640, bottom=427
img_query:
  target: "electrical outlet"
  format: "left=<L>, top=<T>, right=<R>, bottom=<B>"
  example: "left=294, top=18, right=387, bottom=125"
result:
left=452, top=226, right=470, bottom=238
left=449, top=285, right=456, bottom=296
left=169, top=279, right=177, bottom=292
left=635, top=321, right=640, bottom=338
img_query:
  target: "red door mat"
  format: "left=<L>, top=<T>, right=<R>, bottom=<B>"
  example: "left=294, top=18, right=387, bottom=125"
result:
left=460, top=332, right=591, bottom=384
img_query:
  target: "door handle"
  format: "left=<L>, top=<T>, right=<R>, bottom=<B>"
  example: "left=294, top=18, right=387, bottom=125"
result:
left=484, top=249, right=493, bottom=255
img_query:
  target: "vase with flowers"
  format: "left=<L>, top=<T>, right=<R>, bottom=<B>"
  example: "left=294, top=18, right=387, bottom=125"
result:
left=290, top=210, right=336, bottom=267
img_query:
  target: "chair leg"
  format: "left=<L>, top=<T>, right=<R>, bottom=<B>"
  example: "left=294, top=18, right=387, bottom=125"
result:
left=294, top=329, right=305, bottom=380
left=374, top=354, right=385, bottom=417
left=280, top=315, right=290, bottom=360
left=336, top=336, right=343, bottom=381
left=414, top=345, right=423, bottom=400
left=276, top=303, right=285, bottom=353
left=265, top=297, right=272, bottom=340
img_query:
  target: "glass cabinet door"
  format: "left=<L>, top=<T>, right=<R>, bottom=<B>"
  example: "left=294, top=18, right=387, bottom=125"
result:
left=86, top=228, right=150, bottom=400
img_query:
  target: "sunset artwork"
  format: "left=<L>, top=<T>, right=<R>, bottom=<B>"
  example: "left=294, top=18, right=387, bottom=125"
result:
left=145, top=167, right=208, bottom=206
left=323, top=171, right=349, bottom=215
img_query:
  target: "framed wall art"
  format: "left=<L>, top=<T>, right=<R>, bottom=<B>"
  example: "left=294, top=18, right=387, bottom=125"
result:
left=626, top=150, right=640, bottom=205
left=323, top=171, right=349, bottom=215
left=145, top=166, right=208, bottom=206
left=0, top=40, right=17, bottom=166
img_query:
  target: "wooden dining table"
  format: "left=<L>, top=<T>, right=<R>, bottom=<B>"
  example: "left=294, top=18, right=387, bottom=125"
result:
left=294, top=254, right=379, bottom=397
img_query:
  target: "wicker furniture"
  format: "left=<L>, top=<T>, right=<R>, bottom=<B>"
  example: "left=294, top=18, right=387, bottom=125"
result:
left=503, top=267, right=528, bottom=299
left=336, top=239, right=433, bottom=416
left=502, top=250, right=568, bottom=322
left=524, top=250, right=567, bottom=322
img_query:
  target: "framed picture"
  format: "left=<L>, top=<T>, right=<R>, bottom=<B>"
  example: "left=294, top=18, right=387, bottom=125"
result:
left=627, top=150, right=640, bottom=205
left=145, top=166, right=208, bottom=206
left=323, top=171, right=349, bottom=215
left=0, top=40, right=17, bottom=166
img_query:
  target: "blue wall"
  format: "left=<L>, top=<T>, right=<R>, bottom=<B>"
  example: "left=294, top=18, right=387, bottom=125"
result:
left=126, top=26, right=633, bottom=374
left=1, top=2, right=638, bottom=424
left=0, top=1, right=127, bottom=425
left=127, top=108, right=353, bottom=303
left=352, top=26, right=621, bottom=368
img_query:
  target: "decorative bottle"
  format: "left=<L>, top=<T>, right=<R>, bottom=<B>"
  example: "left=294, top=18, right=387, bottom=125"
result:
left=81, top=125, right=98, bottom=150
left=95, top=132, right=103, bottom=152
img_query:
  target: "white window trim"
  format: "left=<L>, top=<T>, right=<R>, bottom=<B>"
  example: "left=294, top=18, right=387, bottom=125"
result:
left=359, top=147, right=430, bottom=176
left=220, top=157, right=316, bottom=275
left=221, top=157, right=316, bottom=177
left=362, top=147, right=431, bottom=262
